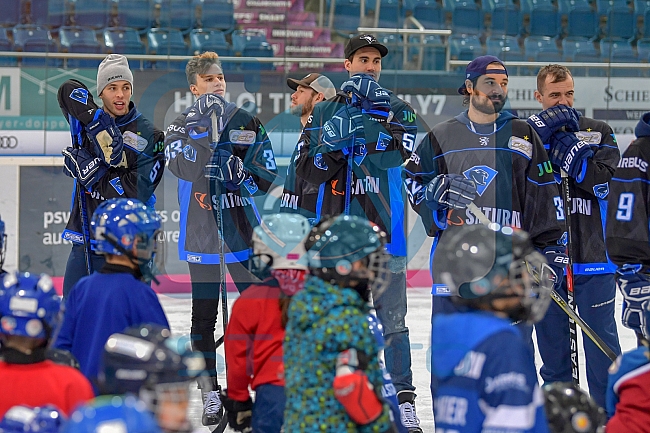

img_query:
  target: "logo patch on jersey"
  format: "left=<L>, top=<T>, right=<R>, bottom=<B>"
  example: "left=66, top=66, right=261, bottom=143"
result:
left=479, top=136, right=489, bottom=147
left=508, top=136, right=533, bottom=159
left=463, top=165, right=498, bottom=196
left=229, top=130, right=256, bottom=145
left=354, top=141, right=367, bottom=166
left=454, top=351, right=486, bottom=379
left=559, top=231, right=568, bottom=246
left=123, top=131, right=148, bottom=152
left=375, top=131, right=391, bottom=151
left=183, top=144, right=197, bottom=162
left=593, top=182, right=609, bottom=199
left=187, top=254, right=202, bottom=263
left=69, top=88, right=88, bottom=105
left=314, top=153, right=328, bottom=170
left=243, top=176, right=259, bottom=195
left=575, top=130, right=601, bottom=144
left=109, top=177, right=125, bottom=195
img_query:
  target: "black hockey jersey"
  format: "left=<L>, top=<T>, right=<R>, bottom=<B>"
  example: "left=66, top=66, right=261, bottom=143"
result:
left=164, top=103, right=279, bottom=264
left=292, top=91, right=418, bottom=256
left=549, top=116, right=620, bottom=275
left=404, top=111, right=564, bottom=294
left=58, top=80, right=165, bottom=245
left=606, top=113, right=650, bottom=271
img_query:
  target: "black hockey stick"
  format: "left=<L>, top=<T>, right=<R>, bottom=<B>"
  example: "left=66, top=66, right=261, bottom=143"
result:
left=467, top=202, right=617, bottom=362
left=560, top=170, right=580, bottom=386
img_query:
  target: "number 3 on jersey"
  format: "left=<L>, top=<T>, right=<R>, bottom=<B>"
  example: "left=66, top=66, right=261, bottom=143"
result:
left=616, top=193, right=635, bottom=221
left=263, top=149, right=277, bottom=170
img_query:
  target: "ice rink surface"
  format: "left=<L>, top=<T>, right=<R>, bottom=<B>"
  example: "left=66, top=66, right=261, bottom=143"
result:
left=161, top=286, right=638, bottom=432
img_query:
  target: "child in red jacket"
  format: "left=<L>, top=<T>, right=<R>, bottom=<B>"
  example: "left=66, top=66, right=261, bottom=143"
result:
left=221, top=213, right=311, bottom=433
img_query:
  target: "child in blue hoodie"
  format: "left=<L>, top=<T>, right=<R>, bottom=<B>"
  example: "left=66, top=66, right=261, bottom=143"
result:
left=430, top=224, right=553, bottom=433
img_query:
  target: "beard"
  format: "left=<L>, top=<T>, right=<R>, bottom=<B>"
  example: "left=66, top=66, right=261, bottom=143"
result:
left=290, top=98, right=314, bottom=117
left=470, top=91, right=507, bottom=115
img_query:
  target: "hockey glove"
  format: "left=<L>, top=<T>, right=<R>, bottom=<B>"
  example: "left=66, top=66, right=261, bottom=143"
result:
left=542, top=246, right=568, bottom=288
left=85, top=109, right=124, bottom=167
left=204, top=149, right=248, bottom=190
left=62, top=146, right=108, bottom=191
left=333, top=348, right=383, bottom=425
left=424, top=174, right=476, bottom=210
left=321, top=105, right=364, bottom=152
left=185, top=93, right=227, bottom=133
left=341, top=73, right=391, bottom=119
left=527, top=105, right=581, bottom=144
left=548, top=131, right=594, bottom=182
left=219, top=390, right=253, bottom=433
left=616, top=264, right=650, bottom=337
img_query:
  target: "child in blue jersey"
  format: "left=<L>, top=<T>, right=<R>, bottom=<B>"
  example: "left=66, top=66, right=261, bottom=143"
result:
left=430, top=224, right=554, bottom=433
left=55, top=198, right=169, bottom=388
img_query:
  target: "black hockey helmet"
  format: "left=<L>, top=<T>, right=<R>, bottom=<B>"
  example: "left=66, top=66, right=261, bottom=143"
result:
left=543, top=382, right=606, bottom=433
left=432, top=224, right=553, bottom=323
left=304, top=215, right=390, bottom=301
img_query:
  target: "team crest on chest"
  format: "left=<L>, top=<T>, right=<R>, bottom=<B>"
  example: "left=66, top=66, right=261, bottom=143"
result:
left=463, top=165, right=498, bottom=196
left=479, top=136, right=489, bottom=147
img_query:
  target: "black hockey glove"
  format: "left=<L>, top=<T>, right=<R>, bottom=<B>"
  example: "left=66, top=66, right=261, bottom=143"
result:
left=424, top=174, right=476, bottom=210
left=616, top=264, right=650, bottom=337
left=341, top=73, right=391, bottom=120
left=204, top=149, right=247, bottom=190
left=186, top=93, right=227, bottom=133
left=85, top=109, right=124, bottom=167
left=219, top=389, right=253, bottom=433
left=321, top=105, right=364, bottom=152
left=527, top=105, right=580, bottom=144
left=62, top=146, right=108, bottom=190
left=548, top=131, right=594, bottom=182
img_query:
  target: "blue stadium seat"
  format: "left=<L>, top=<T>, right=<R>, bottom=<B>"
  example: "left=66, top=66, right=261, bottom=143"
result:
left=450, top=34, right=485, bottom=61
left=605, top=6, right=635, bottom=38
left=0, top=29, right=17, bottom=66
left=520, top=0, right=553, bottom=14
left=378, top=34, right=403, bottom=69
left=421, top=34, right=446, bottom=70
left=197, top=0, right=235, bottom=31
left=596, top=0, right=628, bottom=15
left=116, top=0, right=153, bottom=31
left=1, top=0, right=21, bottom=27
left=147, top=28, right=187, bottom=55
left=412, top=0, right=444, bottom=28
left=73, top=0, right=110, bottom=29
left=158, top=0, right=195, bottom=32
left=486, top=35, right=524, bottom=61
left=332, top=0, right=362, bottom=34
left=637, top=38, right=650, bottom=59
left=451, top=2, right=482, bottom=35
left=645, top=9, right=650, bottom=36
left=377, top=0, right=404, bottom=28
left=189, top=29, right=232, bottom=56
left=557, top=0, right=589, bottom=14
left=529, top=6, right=559, bottom=36
left=490, top=4, right=521, bottom=35
left=567, top=5, right=598, bottom=38
left=103, top=27, right=146, bottom=68
left=484, top=0, right=515, bottom=13
left=31, top=0, right=68, bottom=28
left=59, top=26, right=102, bottom=68
left=562, top=36, right=596, bottom=60
left=634, top=0, right=650, bottom=15
left=12, top=24, right=61, bottom=67
left=600, top=37, right=635, bottom=58
left=232, top=30, right=274, bottom=70
left=524, top=35, right=560, bottom=60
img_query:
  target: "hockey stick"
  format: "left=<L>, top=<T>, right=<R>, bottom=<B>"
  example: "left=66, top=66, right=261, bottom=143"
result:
left=560, top=170, right=580, bottom=385
left=467, top=202, right=617, bottom=362
left=209, top=111, right=229, bottom=433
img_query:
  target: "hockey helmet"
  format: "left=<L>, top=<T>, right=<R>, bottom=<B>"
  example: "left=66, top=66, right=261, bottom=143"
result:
left=433, top=224, right=553, bottom=323
left=0, top=215, right=6, bottom=270
left=0, top=272, right=61, bottom=340
left=0, top=406, right=65, bottom=433
left=305, top=215, right=391, bottom=300
left=91, top=198, right=161, bottom=262
left=543, top=382, right=606, bottom=433
left=250, top=213, right=311, bottom=278
left=61, top=395, right=162, bottom=433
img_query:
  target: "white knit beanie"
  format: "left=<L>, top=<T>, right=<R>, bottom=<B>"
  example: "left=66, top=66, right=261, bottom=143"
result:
left=97, top=54, right=134, bottom=96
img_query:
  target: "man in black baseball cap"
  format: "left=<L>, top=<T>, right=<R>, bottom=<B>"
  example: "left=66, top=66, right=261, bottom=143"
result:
left=457, top=54, right=509, bottom=116
left=343, top=34, right=388, bottom=81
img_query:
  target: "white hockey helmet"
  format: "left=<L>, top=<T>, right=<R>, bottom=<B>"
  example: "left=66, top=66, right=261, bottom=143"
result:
left=251, top=213, right=311, bottom=273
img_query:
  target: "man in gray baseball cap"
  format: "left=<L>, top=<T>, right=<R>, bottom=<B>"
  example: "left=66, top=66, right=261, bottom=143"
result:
left=287, top=72, right=336, bottom=127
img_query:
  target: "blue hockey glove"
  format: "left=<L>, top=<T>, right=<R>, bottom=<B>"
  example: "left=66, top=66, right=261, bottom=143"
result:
left=424, top=174, right=476, bottom=210
left=542, top=246, right=568, bottom=288
left=62, top=146, right=108, bottom=190
left=85, top=109, right=124, bottom=167
left=204, top=149, right=247, bottom=190
left=321, top=105, right=364, bottom=152
left=527, top=105, right=581, bottom=144
left=341, top=73, right=391, bottom=119
left=186, top=93, right=227, bottom=133
left=548, top=131, right=594, bottom=182
left=616, top=264, right=650, bottom=337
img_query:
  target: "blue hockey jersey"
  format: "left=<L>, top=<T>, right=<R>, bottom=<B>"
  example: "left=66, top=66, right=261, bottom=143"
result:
left=431, top=311, right=549, bottom=433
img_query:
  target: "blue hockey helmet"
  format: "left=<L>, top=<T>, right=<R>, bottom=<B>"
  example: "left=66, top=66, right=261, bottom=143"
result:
left=91, top=198, right=161, bottom=261
left=0, top=405, right=65, bottom=433
left=304, top=215, right=391, bottom=300
left=0, top=214, right=6, bottom=270
left=0, top=272, right=61, bottom=340
left=61, top=395, right=162, bottom=433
